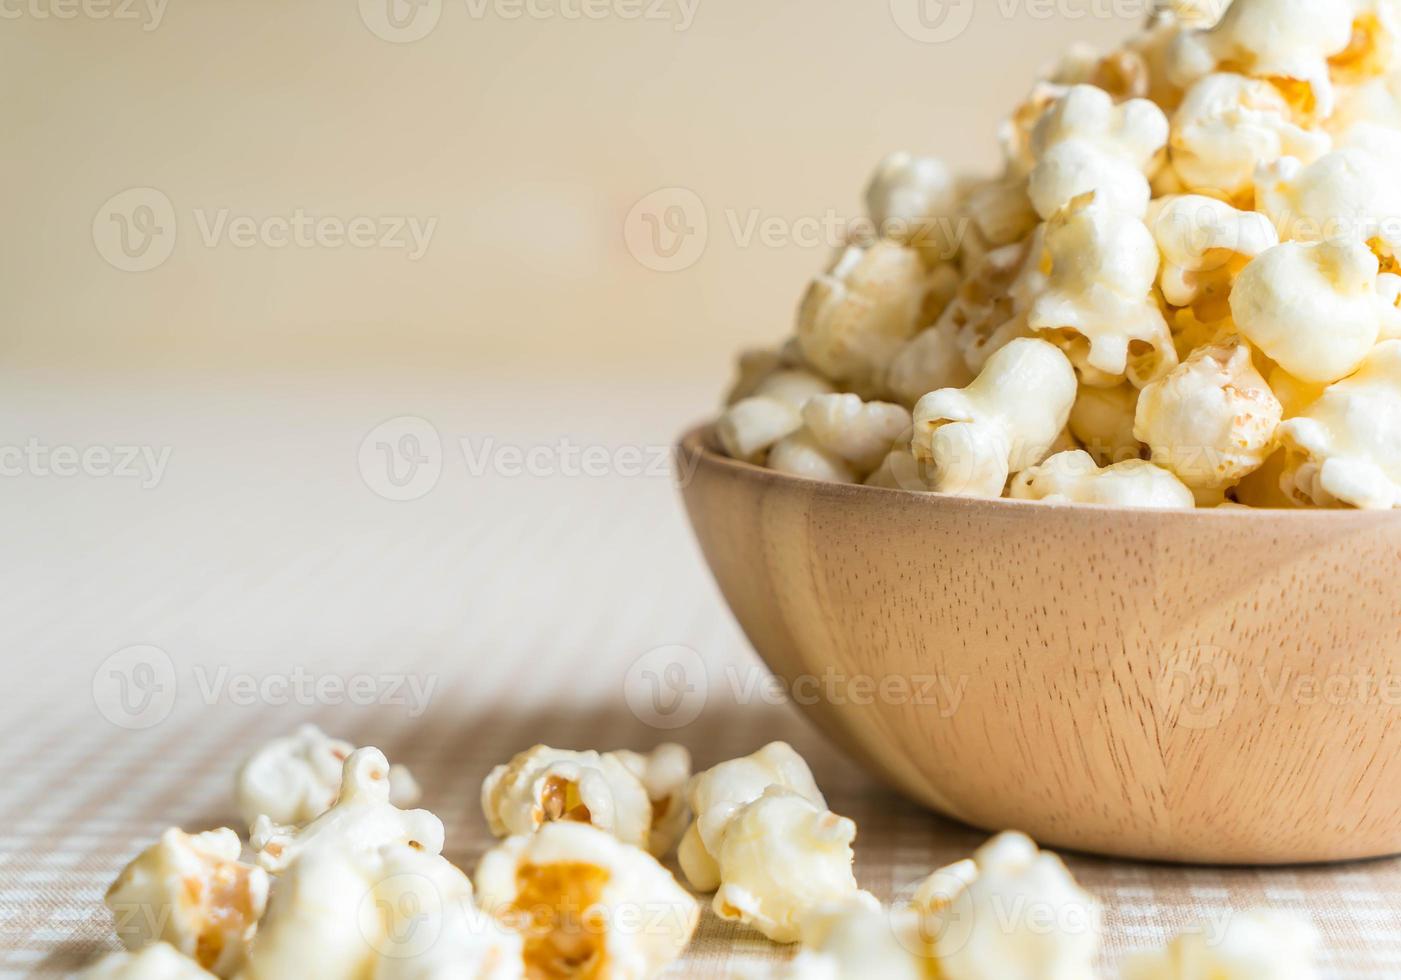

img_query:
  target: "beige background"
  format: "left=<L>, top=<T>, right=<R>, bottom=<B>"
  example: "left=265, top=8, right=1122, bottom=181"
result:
left=4, top=0, right=1136, bottom=378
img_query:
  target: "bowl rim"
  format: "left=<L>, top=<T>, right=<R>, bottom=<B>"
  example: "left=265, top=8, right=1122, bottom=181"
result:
left=676, top=424, right=1401, bottom=522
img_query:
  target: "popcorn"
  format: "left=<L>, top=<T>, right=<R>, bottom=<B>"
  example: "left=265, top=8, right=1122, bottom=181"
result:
left=1279, top=339, right=1401, bottom=507
left=1168, top=0, right=1358, bottom=119
left=678, top=742, right=867, bottom=943
left=744, top=897, right=929, bottom=980
left=800, top=394, right=913, bottom=476
left=251, top=747, right=445, bottom=874
left=911, top=338, right=1079, bottom=498
left=1026, top=84, right=1169, bottom=218
left=796, top=241, right=932, bottom=387
left=1230, top=239, right=1381, bottom=383
left=234, top=724, right=420, bottom=832
left=1011, top=450, right=1197, bottom=508
left=1123, top=910, right=1322, bottom=980
left=767, top=430, right=858, bottom=484
left=1168, top=73, right=1331, bottom=199
left=885, top=323, right=975, bottom=409
left=1134, top=336, right=1284, bottom=495
left=918, top=832, right=1102, bottom=980
left=865, top=152, right=962, bottom=264
left=864, top=442, right=939, bottom=492
left=717, top=369, right=836, bottom=464
left=372, top=898, right=525, bottom=980
left=78, top=943, right=217, bottom=980
left=939, top=227, right=1049, bottom=377
left=1148, top=195, right=1279, bottom=317
left=961, top=177, right=1041, bottom=257
left=1028, top=193, right=1177, bottom=387
left=611, top=743, right=693, bottom=857
left=475, top=821, right=699, bottom=979
left=1069, top=383, right=1145, bottom=466
left=104, top=828, right=268, bottom=978
left=1268, top=363, right=1329, bottom=417
left=483, top=743, right=690, bottom=858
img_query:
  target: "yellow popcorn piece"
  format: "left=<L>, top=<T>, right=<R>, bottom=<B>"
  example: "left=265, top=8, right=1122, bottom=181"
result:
left=104, top=829, right=267, bottom=979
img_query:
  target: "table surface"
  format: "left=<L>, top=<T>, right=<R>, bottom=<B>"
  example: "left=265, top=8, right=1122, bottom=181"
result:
left=2, top=368, right=1398, bottom=979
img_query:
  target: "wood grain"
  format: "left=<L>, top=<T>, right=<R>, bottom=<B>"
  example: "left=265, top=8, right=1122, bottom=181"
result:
left=677, top=427, right=1401, bottom=865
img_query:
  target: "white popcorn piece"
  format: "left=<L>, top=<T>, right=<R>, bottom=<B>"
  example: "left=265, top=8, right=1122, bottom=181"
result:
left=962, top=177, right=1041, bottom=258
left=78, top=943, right=217, bottom=980
left=475, top=821, right=699, bottom=980
left=1169, top=73, right=1330, bottom=199
left=719, top=367, right=838, bottom=463
left=709, top=787, right=872, bottom=944
left=1255, top=125, right=1401, bottom=261
left=750, top=897, right=930, bottom=980
left=234, top=724, right=421, bottom=832
left=251, top=747, right=445, bottom=874
left=611, top=743, right=693, bottom=858
left=1011, top=450, right=1197, bottom=508
left=865, top=151, right=962, bottom=264
left=1134, top=337, right=1284, bottom=494
left=1123, top=910, right=1322, bottom=980
left=1168, top=0, right=1357, bottom=119
left=918, top=832, right=1103, bottom=980
left=1279, top=339, right=1401, bottom=508
left=1069, top=383, right=1145, bottom=466
left=1148, top=195, right=1279, bottom=315
left=800, top=394, right=913, bottom=476
left=372, top=898, right=525, bottom=980
left=797, top=241, right=932, bottom=386
left=1029, top=193, right=1177, bottom=387
left=885, top=323, right=976, bottom=409
left=678, top=743, right=867, bottom=944
left=912, top=338, right=1079, bottom=498
left=1027, top=84, right=1169, bottom=219
left=104, top=828, right=268, bottom=978
left=767, top=430, right=858, bottom=484
left=1230, top=239, right=1382, bottom=383
left=935, top=226, right=1050, bottom=379
left=482, top=745, right=653, bottom=852
left=864, top=443, right=939, bottom=492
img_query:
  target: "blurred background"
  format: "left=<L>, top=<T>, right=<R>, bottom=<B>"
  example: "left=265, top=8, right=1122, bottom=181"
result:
left=4, top=0, right=1136, bottom=377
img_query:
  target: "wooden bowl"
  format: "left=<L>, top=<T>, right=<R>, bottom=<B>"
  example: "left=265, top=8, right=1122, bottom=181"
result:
left=676, top=426, right=1401, bottom=865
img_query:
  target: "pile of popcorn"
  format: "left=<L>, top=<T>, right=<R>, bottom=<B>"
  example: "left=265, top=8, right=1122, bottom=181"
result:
left=717, top=0, right=1401, bottom=509
left=82, top=724, right=1320, bottom=979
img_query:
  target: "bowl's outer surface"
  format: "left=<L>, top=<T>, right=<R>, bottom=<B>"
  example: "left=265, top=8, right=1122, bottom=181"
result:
left=677, top=428, right=1401, bottom=865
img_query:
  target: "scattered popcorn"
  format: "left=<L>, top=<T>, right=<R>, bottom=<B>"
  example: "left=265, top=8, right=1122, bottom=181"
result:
left=1169, top=73, right=1330, bottom=199
left=1134, top=336, right=1283, bottom=496
left=796, top=241, right=932, bottom=387
left=1069, top=383, right=1145, bottom=466
left=78, top=943, right=217, bottom=980
left=742, top=897, right=930, bottom=980
left=475, top=821, right=699, bottom=980
left=800, top=394, right=912, bottom=476
left=912, top=338, right=1079, bottom=498
left=865, top=151, right=963, bottom=264
left=104, top=828, right=268, bottom=978
left=1149, top=195, right=1279, bottom=317
left=1026, top=84, right=1170, bottom=218
left=1011, top=449, right=1197, bottom=508
left=482, top=743, right=689, bottom=858
left=1279, top=339, right=1401, bottom=507
left=677, top=743, right=867, bottom=943
left=1230, top=239, right=1381, bottom=383
left=234, top=724, right=421, bottom=832
left=920, top=832, right=1102, bottom=980
left=1123, top=910, right=1322, bottom=980
left=251, top=747, right=444, bottom=874
left=1030, top=193, right=1177, bottom=386
left=1168, top=0, right=1357, bottom=119
left=611, top=743, right=693, bottom=858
